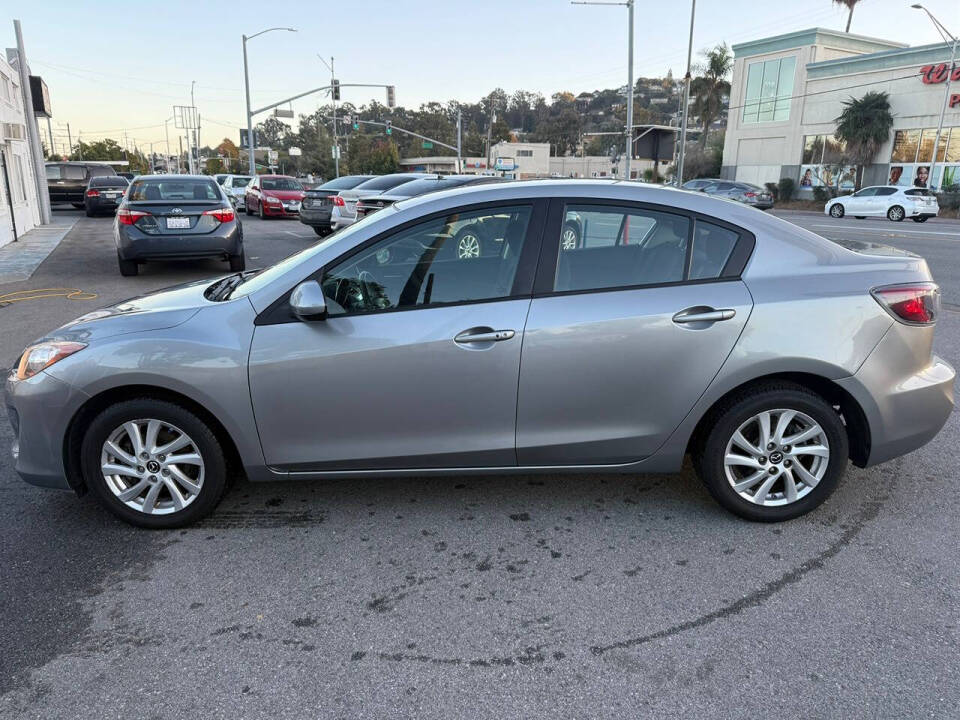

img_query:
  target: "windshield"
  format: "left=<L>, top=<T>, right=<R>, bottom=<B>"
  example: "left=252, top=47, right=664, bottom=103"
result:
left=232, top=176, right=252, bottom=186
left=261, top=177, right=303, bottom=191
left=128, top=178, right=220, bottom=201
left=230, top=210, right=385, bottom=299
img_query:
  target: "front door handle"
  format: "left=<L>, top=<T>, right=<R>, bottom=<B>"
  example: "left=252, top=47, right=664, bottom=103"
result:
left=454, top=329, right=516, bottom=344
left=672, top=308, right=736, bottom=324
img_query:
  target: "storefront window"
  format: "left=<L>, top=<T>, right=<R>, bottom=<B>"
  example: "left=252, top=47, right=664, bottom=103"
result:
left=802, top=135, right=824, bottom=164
left=891, top=129, right=921, bottom=163
left=946, top=127, right=960, bottom=164
left=918, top=128, right=947, bottom=163
left=822, top=135, right=846, bottom=163
left=742, top=56, right=796, bottom=124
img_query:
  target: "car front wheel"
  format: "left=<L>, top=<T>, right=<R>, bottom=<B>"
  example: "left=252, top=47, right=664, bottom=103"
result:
left=912, top=216, right=929, bottom=223
left=81, top=399, right=228, bottom=528
left=829, top=203, right=844, bottom=218
left=693, top=382, right=848, bottom=522
left=887, top=205, right=905, bottom=222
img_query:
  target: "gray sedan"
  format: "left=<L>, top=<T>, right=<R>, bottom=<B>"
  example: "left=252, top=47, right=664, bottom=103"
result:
left=686, top=179, right=775, bottom=210
left=5, top=180, right=953, bottom=528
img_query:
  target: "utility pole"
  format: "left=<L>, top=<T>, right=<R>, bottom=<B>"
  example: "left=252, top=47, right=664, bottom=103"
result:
left=317, top=55, right=339, bottom=178
left=457, top=107, right=463, bottom=173
left=486, top=96, right=494, bottom=170
left=45, top=117, right=53, bottom=157
left=190, top=81, right=196, bottom=174
left=677, top=0, right=696, bottom=185
left=13, top=19, right=51, bottom=224
left=911, top=4, right=956, bottom=190
left=178, top=136, right=183, bottom=174
left=65, top=123, right=72, bottom=156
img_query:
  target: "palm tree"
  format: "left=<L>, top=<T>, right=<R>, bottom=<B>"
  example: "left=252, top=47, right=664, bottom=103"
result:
left=690, top=43, right=732, bottom=148
left=833, top=91, right=893, bottom=190
left=833, top=0, right=862, bottom=33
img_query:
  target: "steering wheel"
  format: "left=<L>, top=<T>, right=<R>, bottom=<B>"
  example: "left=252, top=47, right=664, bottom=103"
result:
left=357, top=270, right=389, bottom=311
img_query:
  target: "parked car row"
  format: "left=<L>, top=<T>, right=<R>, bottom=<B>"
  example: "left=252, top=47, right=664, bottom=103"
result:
left=681, top=178, right=775, bottom=210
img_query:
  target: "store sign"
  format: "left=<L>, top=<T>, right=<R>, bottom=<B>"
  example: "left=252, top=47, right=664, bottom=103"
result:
left=920, top=64, right=960, bottom=107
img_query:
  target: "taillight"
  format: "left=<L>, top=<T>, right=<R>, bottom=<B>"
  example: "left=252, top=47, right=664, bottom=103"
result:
left=117, top=208, right=151, bottom=225
left=86, top=189, right=100, bottom=197
left=872, top=282, right=940, bottom=325
left=328, top=195, right=345, bottom=206
left=203, top=207, right=235, bottom=223
left=744, top=192, right=757, bottom=198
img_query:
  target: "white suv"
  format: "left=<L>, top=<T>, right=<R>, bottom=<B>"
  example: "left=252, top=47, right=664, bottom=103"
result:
left=825, top=185, right=939, bottom=223
left=221, top=174, right=253, bottom=208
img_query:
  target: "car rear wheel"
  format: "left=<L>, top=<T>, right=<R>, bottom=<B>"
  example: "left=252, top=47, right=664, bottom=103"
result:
left=829, top=204, right=844, bottom=218
left=72, top=202, right=84, bottom=209
left=229, top=253, right=245, bottom=271
left=887, top=205, right=905, bottom=222
left=85, top=208, right=95, bottom=217
left=912, top=216, right=929, bottom=223
left=313, top=227, right=328, bottom=237
left=117, top=253, right=138, bottom=277
left=81, top=399, right=228, bottom=529
left=693, top=382, right=848, bottom=522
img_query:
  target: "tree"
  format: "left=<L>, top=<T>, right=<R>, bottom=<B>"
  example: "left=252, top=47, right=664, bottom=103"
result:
left=833, top=91, right=893, bottom=190
left=833, top=0, right=861, bottom=33
left=690, top=43, right=732, bottom=147
left=254, top=117, right=291, bottom=149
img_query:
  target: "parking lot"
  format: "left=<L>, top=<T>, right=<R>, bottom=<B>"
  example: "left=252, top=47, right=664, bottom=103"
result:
left=1, top=206, right=959, bottom=718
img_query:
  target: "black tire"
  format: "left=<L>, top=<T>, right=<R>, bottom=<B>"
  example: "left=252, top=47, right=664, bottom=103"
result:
left=117, top=253, right=138, bottom=277
left=85, top=208, right=95, bottom=217
left=693, top=382, right=849, bottom=522
left=71, top=202, right=85, bottom=209
left=229, top=253, right=246, bottom=271
left=828, top=203, right=844, bottom=218
left=854, top=216, right=866, bottom=219
left=80, top=398, right=228, bottom=529
left=244, top=200, right=253, bottom=216
left=887, top=205, right=905, bottom=222
left=258, top=202, right=266, bottom=219
left=912, top=216, right=929, bottom=223
left=313, top=226, right=328, bottom=237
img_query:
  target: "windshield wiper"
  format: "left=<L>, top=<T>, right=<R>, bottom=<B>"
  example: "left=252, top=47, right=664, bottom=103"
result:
left=206, top=271, right=257, bottom=301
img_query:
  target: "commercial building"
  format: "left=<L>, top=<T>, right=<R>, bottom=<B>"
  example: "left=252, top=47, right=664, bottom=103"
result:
left=0, top=50, right=40, bottom=248
left=722, top=28, right=960, bottom=192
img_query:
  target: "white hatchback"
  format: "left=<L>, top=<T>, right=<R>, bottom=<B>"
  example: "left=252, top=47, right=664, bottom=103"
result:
left=825, top=185, right=939, bottom=223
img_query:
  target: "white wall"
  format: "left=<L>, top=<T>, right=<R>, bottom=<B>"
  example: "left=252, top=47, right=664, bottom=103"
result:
left=0, top=57, right=40, bottom=249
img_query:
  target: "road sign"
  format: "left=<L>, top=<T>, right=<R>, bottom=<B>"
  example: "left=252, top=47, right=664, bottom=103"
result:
left=274, top=108, right=294, bottom=119
left=268, top=149, right=278, bottom=164
left=331, top=145, right=341, bottom=159
left=288, top=146, right=302, bottom=156
left=173, top=105, right=198, bottom=130
left=421, top=141, right=433, bottom=149
left=386, top=85, right=396, bottom=108
left=240, top=128, right=258, bottom=149
left=494, top=157, right=516, bottom=171
left=332, top=79, right=340, bottom=101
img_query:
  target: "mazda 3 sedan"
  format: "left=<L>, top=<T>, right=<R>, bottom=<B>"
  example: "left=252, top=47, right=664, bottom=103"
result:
left=5, top=180, right=954, bottom=528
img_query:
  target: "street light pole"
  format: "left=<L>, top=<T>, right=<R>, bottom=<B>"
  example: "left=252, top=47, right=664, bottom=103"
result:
left=572, top=0, right=634, bottom=180
left=912, top=4, right=956, bottom=190
left=677, top=0, right=696, bottom=186
left=243, top=27, right=297, bottom=176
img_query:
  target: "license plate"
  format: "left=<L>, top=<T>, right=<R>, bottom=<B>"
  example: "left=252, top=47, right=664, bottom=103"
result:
left=105, top=192, right=119, bottom=199
left=285, top=202, right=300, bottom=210
left=166, top=217, right=191, bottom=229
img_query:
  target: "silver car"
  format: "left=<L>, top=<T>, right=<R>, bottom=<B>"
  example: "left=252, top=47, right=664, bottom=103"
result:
left=693, top=180, right=775, bottom=210
left=330, top=173, right=430, bottom=230
left=5, top=180, right=953, bottom=528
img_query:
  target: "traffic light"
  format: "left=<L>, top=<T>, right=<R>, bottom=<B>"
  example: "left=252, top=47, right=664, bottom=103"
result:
left=385, top=120, right=392, bottom=135
left=352, top=115, right=359, bottom=131
left=332, top=79, right=340, bottom=101
left=386, top=85, right=396, bottom=108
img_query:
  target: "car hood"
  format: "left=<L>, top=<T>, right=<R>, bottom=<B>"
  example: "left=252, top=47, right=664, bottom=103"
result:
left=37, top=278, right=215, bottom=345
left=262, top=190, right=304, bottom=201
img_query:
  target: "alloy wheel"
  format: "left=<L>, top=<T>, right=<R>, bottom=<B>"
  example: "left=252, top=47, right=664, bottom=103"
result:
left=722, top=408, right=829, bottom=507
left=100, top=419, right=205, bottom=515
left=829, top=204, right=844, bottom=218
left=888, top=205, right=904, bottom=221
left=457, top=233, right=481, bottom=259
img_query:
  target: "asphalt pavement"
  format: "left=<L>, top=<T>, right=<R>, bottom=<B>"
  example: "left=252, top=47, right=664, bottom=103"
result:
left=1, top=205, right=958, bottom=718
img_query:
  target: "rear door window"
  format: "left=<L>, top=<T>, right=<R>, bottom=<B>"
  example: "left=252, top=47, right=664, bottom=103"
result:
left=63, top=165, right=86, bottom=180
left=45, top=164, right=63, bottom=180
left=690, top=222, right=739, bottom=280
left=874, top=187, right=897, bottom=196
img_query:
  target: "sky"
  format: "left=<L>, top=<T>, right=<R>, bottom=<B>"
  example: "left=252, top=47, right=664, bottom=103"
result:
left=6, top=0, right=958, bottom=154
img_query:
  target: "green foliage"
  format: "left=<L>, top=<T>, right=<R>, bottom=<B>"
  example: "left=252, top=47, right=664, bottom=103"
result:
left=764, top=182, right=779, bottom=200
left=812, top=186, right=830, bottom=202
left=777, top=177, right=795, bottom=201
left=690, top=43, right=732, bottom=147
left=834, top=91, right=893, bottom=189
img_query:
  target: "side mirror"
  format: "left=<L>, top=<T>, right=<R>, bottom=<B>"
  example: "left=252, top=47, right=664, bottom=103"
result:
left=289, top=280, right=327, bottom=321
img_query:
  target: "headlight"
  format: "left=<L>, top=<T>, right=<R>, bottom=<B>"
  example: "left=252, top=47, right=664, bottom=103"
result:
left=265, top=196, right=281, bottom=204
left=16, top=341, right=87, bottom=380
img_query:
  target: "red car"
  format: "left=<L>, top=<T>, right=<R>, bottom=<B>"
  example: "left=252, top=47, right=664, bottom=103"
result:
left=244, top=175, right=305, bottom=218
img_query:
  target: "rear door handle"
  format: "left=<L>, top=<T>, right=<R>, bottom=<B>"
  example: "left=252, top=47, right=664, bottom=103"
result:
left=672, top=308, right=736, bottom=324
left=454, top=329, right=516, bottom=343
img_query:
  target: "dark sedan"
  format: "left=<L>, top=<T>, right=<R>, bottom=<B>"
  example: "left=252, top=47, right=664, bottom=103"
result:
left=355, top=175, right=503, bottom=219
left=114, top=175, right=243, bottom=276
left=299, top=174, right=374, bottom=236
left=84, top=175, right=129, bottom=216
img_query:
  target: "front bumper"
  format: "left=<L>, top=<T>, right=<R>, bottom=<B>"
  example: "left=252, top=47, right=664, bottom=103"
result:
left=4, top=369, right=88, bottom=490
left=837, top=323, right=955, bottom=467
left=261, top=202, right=300, bottom=217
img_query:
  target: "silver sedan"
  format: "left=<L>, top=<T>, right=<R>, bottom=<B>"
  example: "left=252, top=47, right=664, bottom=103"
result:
left=5, top=180, right=954, bottom=527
